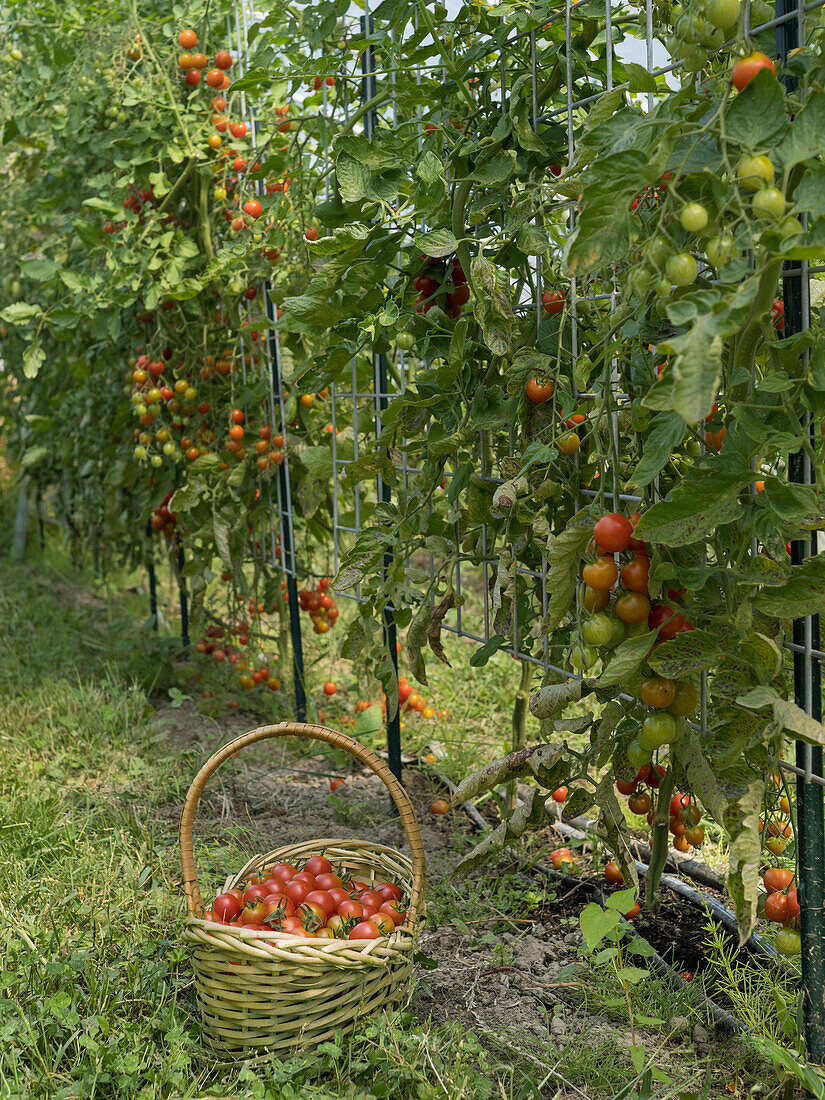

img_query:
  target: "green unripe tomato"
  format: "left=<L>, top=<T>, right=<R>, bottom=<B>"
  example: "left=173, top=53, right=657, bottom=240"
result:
left=778, top=215, right=804, bottom=238
left=627, top=738, right=653, bottom=769
left=606, top=619, right=627, bottom=648
left=706, top=234, right=736, bottom=268
left=665, top=252, right=698, bottom=286
left=151, top=454, right=163, bottom=467
left=641, top=713, right=678, bottom=747
left=706, top=0, right=739, bottom=26
left=697, top=21, right=724, bottom=47
left=214, top=187, right=227, bottom=201
left=775, top=927, right=802, bottom=956
left=752, top=187, right=786, bottom=220
left=646, top=236, right=671, bottom=270
left=134, top=446, right=147, bottom=459
left=680, top=203, right=708, bottom=233
left=163, top=442, right=176, bottom=456
left=135, top=403, right=148, bottom=416
left=628, top=267, right=653, bottom=296
left=582, top=613, right=614, bottom=647
left=570, top=644, right=598, bottom=670
left=685, top=439, right=702, bottom=457
left=10, top=48, right=23, bottom=61
left=655, top=277, right=671, bottom=298
left=737, top=155, right=774, bottom=192
left=395, top=331, right=416, bottom=351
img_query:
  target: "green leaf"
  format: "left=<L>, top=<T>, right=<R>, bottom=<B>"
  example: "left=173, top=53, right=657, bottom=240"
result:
left=336, top=153, right=372, bottom=203
left=414, top=228, right=458, bottom=259
left=624, top=63, right=657, bottom=92
left=227, top=67, right=270, bottom=94
left=530, top=678, right=587, bottom=720
left=20, top=258, right=58, bottom=282
left=516, top=223, right=551, bottom=255
left=542, top=504, right=600, bottom=634
left=648, top=630, right=721, bottom=678
left=579, top=903, right=620, bottom=950
left=564, top=151, right=655, bottom=275
left=416, top=151, right=445, bottom=186
left=753, top=556, right=825, bottom=618
left=725, top=778, right=764, bottom=941
left=737, top=685, right=825, bottom=745
left=0, top=302, right=41, bottom=325
left=598, top=631, right=657, bottom=688
left=672, top=731, right=727, bottom=823
left=604, top=886, right=639, bottom=913
left=470, top=256, right=514, bottom=356
left=777, top=90, right=825, bottom=168
left=665, top=315, right=724, bottom=425
left=615, top=965, right=649, bottom=984
left=307, top=223, right=370, bottom=256
left=22, top=343, right=45, bottom=379
left=725, top=68, right=787, bottom=149
left=628, top=412, right=685, bottom=489
left=469, top=635, right=507, bottom=667
left=633, top=473, right=750, bottom=546
left=21, top=445, right=49, bottom=469
left=793, top=163, right=825, bottom=219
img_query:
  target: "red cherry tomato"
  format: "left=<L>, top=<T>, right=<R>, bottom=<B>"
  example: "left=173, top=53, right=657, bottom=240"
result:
left=213, top=892, right=242, bottom=923
left=305, top=856, right=333, bottom=877
left=732, top=51, right=776, bottom=91
left=593, top=513, right=633, bottom=553
left=349, top=920, right=383, bottom=940
left=304, top=890, right=336, bottom=920
left=338, top=899, right=365, bottom=921
left=376, top=882, right=403, bottom=902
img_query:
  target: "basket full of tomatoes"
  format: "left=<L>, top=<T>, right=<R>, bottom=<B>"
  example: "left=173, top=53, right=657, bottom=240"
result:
left=179, top=722, right=425, bottom=1057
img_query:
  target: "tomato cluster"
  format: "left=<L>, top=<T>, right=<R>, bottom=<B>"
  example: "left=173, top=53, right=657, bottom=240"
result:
left=412, top=254, right=469, bottom=319
left=761, top=867, right=801, bottom=955
left=297, top=577, right=339, bottom=634
left=150, top=492, right=177, bottom=539
left=204, top=855, right=407, bottom=940
left=195, top=621, right=281, bottom=693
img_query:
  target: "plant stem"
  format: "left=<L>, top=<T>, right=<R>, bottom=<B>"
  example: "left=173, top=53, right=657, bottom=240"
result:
left=507, top=660, right=533, bottom=815
left=645, top=765, right=675, bottom=911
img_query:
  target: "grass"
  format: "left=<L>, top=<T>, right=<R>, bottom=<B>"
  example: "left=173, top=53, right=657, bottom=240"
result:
left=0, top=562, right=562, bottom=1100
left=0, top=513, right=801, bottom=1099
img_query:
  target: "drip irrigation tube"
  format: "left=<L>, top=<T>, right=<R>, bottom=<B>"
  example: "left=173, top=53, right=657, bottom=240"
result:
left=427, top=765, right=783, bottom=1035
left=549, top=819, right=780, bottom=963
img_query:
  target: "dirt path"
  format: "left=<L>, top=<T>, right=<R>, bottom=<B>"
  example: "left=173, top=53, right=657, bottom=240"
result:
left=151, top=699, right=728, bottom=1096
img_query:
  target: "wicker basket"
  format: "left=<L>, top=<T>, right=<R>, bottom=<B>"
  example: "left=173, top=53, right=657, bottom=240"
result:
left=179, top=721, right=426, bottom=1057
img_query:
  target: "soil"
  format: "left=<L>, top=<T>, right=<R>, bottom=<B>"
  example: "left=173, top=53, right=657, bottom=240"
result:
left=150, top=698, right=768, bottom=1097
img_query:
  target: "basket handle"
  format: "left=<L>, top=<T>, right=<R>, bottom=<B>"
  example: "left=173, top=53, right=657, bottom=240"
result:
left=180, top=722, right=426, bottom=924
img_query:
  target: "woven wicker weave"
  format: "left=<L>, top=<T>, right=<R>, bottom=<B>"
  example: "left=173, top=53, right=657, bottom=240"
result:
left=180, top=722, right=426, bottom=1057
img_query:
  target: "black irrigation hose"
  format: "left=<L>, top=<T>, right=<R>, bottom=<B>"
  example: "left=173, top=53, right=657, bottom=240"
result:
left=550, top=819, right=780, bottom=964
left=427, top=766, right=753, bottom=1035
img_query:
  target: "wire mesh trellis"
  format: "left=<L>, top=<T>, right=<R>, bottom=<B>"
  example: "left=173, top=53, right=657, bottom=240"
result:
left=221, top=0, right=825, bottom=1060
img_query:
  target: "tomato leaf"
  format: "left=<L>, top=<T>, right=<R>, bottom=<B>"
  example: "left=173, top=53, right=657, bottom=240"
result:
left=753, top=556, right=825, bottom=618
left=725, top=67, right=786, bottom=149
left=777, top=89, right=825, bottom=168
left=725, top=778, right=764, bottom=943
left=672, top=731, right=727, bottom=824
left=414, top=228, right=458, bottom=259
left=541, top=504, right=600, bottom=634
left=628, top=412, right=685, bottom=489
left=469, top=635, right=508, bottom=667
left=633, top=472, right=751, bottom=546
left=648, top=630, right=721, bottom=678
left=598, top=631, right=657, bottom=688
